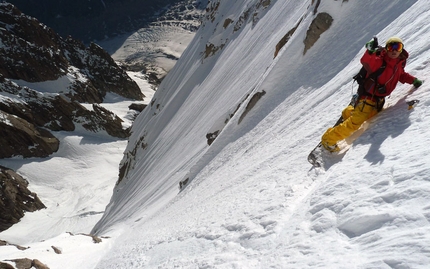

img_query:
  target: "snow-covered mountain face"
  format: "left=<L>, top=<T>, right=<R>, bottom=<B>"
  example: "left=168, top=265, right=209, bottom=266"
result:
left=93, top=0, right=417, bottom=232
left=91, top=0, right=430, bottom=268
left=2, top=0, right=430, bottom=268
left=96, top=0, right=206, bottom=87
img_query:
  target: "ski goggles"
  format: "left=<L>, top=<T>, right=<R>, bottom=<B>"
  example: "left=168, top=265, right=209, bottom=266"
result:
left=386, top=42, right=403, bottom=52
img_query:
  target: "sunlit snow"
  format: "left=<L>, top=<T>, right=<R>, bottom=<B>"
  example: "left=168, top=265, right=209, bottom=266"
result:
left=1, top=0, right=430, bottom=268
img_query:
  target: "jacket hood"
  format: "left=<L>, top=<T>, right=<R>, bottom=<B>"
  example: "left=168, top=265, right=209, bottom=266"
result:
left=400, top=48, right=409, bottom=60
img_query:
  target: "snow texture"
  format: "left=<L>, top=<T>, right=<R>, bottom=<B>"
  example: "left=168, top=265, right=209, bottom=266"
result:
left=1, top=0, right=430, bottom=268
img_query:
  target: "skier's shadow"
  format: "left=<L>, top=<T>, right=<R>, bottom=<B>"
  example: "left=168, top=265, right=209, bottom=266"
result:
left=353, top=96, right=413, bottom=165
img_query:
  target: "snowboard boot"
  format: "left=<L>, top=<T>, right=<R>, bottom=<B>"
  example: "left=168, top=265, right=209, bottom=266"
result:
left=321, top=141, right=340, bottom=152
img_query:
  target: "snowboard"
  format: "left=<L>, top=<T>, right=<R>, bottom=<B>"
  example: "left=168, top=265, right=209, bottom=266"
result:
left=308, top=97, right=421, bottom=168
left=307, top=116, right=344, bottom=168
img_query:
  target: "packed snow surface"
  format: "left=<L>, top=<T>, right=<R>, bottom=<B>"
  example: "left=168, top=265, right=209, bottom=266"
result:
left=1, top=0, right=430, bottom=268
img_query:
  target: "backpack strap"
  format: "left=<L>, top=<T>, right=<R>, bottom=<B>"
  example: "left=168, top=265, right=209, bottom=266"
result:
left=353, top=46, right=385, bottom=86
left=354, top=60, right=386, bottom=85
left=354, top=60, right=387, bottom=99
left=370, top=60, right=386, bottom=81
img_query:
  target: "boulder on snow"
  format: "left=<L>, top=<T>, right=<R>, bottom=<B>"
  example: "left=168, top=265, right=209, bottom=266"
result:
left=0, top=239, right=27, bottom=250
left=75, top=104, right=130, bottom=139
left=1, top=258, right=50, bottom=269
left=204, top=42, right=226, bottom=59
left=303, top=12, right=333, bottom=55
left=0, top=261, right=14, bottom=268
left=238, top=90, right=266, bottom=124
left=51, top=246, right=62, bottom=254
left=0, top=165, right=46, bottom=232
left=274, top=18, right=302, bottom=58
left=129, top=103, right=147, bottom=112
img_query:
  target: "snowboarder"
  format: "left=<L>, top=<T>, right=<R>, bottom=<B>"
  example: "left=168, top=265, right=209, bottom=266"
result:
left=321, top=36, right=423, bottom=152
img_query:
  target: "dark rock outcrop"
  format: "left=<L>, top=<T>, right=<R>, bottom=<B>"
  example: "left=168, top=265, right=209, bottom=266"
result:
left=129, top=103, right=147, bottom=113
left=0, top=4, right=68, bottom=82
left=0, top=76, right=129, bottom=158
left=238, top=90, right=266, bottom=124
left=75, top=104, right=130, bottom=139
left=0, top=239, right=27, bottom=250
left=0, top=111, right=59, bottom=158
left=0, top=258, right=50, bottom=269
left=303, top=12, right=333, bottom=54
left=0, top=165, right=46, bottom=232
left=274, top=18, right=302, bottom=58
left=0, top=261, right=14, bottom=268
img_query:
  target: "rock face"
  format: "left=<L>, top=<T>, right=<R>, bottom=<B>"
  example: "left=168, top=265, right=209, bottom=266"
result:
left=0, top=165, right=46, bottom=232
left=0, top=3, right=143, bottom=230
left=0, top=3, right=143, bottom=102
left=303, top=12, right=333, bottom=54
left=0, top=2, right=142, bottom=159
left=0, top=111, right=59, bottom=159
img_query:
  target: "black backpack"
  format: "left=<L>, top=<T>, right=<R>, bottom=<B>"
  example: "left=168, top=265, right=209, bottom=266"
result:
left=352, top=45, right=387, bottom=98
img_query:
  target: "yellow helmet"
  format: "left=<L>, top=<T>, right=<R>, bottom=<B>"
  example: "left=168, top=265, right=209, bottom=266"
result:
left=386, top=36, right=403, bottom=46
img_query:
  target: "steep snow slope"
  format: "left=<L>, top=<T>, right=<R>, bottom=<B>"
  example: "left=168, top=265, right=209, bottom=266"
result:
left=90, top=0, right=430, bottom=268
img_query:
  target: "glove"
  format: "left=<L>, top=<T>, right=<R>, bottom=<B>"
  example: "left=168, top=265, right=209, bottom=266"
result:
left=365, top=39, right=378, bottom=54
left=413, top=78, right=423, bottom=88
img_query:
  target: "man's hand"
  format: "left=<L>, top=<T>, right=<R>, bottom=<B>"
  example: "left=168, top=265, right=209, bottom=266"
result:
left=365, top=40, right=377, bottom=54
left=365, top=37, right=378, bottom=54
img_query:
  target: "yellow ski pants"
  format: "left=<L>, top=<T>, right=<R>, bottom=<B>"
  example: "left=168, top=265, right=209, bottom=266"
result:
left=321, top=100, right=379, bottom=146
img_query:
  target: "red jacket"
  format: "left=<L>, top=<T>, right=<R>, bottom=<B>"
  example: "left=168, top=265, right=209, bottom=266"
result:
left=360, top=49, right=415, bottom=97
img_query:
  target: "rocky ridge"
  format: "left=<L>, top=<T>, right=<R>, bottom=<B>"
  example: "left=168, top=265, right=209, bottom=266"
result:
left=0, top=2, right=144, bottom=232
